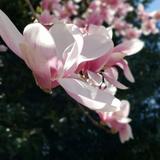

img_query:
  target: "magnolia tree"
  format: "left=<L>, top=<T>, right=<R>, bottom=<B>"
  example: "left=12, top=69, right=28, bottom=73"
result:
left=0, top=0, right=159, bottom=144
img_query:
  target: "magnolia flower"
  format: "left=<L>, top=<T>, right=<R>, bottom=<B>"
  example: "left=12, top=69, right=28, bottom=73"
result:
left=40, top=0, right=60, bottom=10
left=0, top=10, right=121, bottom=112
left=76, top=25, right=144, bottom=89
left=39, top=10, right=55, bottom=26
left=98, top=100, right=134, bottom=143
left=141, top=19, right=159, bottom=35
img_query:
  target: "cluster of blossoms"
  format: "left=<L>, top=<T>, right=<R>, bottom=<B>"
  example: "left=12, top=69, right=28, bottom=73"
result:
left=38, top=0, right=160, bottom=40
left=0, top=9, right=144, bottom=142
left=138, top=4, right=160, bottom=35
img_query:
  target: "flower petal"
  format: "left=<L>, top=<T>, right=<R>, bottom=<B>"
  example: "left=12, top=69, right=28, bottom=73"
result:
left=113, top=39, right=144, bottom=56
left=113, top=100, right=131, bottom=122
left=103, top=69, right=128, bottom=89
left=117, top=60, right=135, bottom=82
left=59, top=78, right=121, bottom=112
left=88, top=25, right=113, bottom=39
left=49, top=22, right=75, bottom=59
left=78, top=34, right=114, bottom=63
left=119, top=124, right=133, bottom=143
left=0, top=10, right=23, bottom=58
left=23, top=23, right=56, bottom=59
left=63, top=24, right=84, bottom=75
left=19, top=43, right=54, bottom=91
left=23, top=23, right=58, bottom=90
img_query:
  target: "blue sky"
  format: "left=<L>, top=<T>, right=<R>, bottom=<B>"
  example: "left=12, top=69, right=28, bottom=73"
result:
left=147, top=0, right=160, bottom=12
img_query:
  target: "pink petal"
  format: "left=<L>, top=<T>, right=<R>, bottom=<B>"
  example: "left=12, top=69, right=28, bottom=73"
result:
left=117, top=118, right=131, bottom=124
left=87, top=71, right=102, bottom=86
left=63, top=24, right=84, bottom=74
left=119, top=100, right=130, bottom=117
left=88, top=25, right=113, bottom=39
left=105, top=75, right=128, bottom=90
left=78, top=34, right=114, bottom=63
left=119, top=124, right=134, bottom=143
left=49, top=22, right=77, bottom=59
left=116, top=60, right=135, bottom=82
left=103, top=69, right=128, bottom=89
left=23, top=23, right=56, bottom=60
left=0, top=10, right=23, bottom=58
left=59, top=78, right=121, bottom=112
left=20, top=43, right=53, bottom=90
left=20, top=22, right=59, bottom=90
left=113, top=39, right=144, bottom=56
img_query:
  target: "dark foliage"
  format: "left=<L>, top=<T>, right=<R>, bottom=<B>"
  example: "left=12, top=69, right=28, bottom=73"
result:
left=0, top=0, right=160, bottom=160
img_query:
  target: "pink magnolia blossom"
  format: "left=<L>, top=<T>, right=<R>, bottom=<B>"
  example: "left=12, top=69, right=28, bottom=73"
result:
left=98, top=100, right=133, bottom=143
left=137, top=4, right=150, bottom=20
left=0, top=10, right=121, bottom=112
left=39, top=0, right=160, bottom=40
left=141, top=19, right=159, bottom=35
left=122, top=27, right=142, bottom=40
left=137, top=4, right=159, bottom=35
left=40, top=0, right=60, bottom=10
left=38, top=10, right=55, bottom=26
left=104, top=0, right=122, bottom=8
left=76, top=25, right=144, bottom=89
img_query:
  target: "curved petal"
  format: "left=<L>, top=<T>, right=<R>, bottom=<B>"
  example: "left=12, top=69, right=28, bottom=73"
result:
left=0, top=10, right=23, bottom=58
left=113, top=100, right=130, bottom=122
left=59, top=78, right=121, bottom=112
left=20, top=43, right=53, bottom=91
left=87, top=71, right=102, bottom=86
left=116, top=60, right=135, bottom=82
left=49, top=22, right=84, bottom=75
left=23, top=23, right=56, bottom=60
left=88, top=25, right=113, bottom=39
left=78, top=34, right=114, bottom=63
left=104, top=75, right=128, bottom=90
left=120, top=100, right=130, bottom=117
left=63, top=24, right=84, bottom=75
left=113, top=39, right=144, bottom=56
left=119, top=124, right=133, bottom=143
left=117, top=118, right=131, bottom=124
left=103, top=69, right=128, bottom=89
left=49, top=22, right=75, bottom=59
left=23, top=23, right=58, bottom=89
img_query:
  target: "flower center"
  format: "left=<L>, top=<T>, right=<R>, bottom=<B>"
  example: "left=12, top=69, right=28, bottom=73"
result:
left=79, top=70, right=108, bottom=90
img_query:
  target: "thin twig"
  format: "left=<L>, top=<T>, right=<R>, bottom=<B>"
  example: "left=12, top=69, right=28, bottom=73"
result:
left=78, top=104, right=111, bottom=134
left=24, top=0, right=38, bottom=19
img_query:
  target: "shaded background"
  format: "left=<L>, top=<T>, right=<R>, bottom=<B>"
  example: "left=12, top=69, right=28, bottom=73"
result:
left=0, top=0, right=160, bottom=159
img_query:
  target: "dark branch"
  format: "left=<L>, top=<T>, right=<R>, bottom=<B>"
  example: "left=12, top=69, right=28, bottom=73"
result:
left=78, top=104, right=111, bottom=134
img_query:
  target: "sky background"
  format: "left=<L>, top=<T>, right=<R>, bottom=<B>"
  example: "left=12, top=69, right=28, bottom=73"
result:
left=147, top=0, right=160, bottom=11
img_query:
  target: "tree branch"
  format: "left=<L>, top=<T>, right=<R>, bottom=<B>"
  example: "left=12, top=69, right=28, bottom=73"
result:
left=24, top=0, right=38, bottom=19
left=78, top=104, right=111, bottom=134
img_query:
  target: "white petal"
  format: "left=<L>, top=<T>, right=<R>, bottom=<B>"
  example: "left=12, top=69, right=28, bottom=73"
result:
left=63, top=24, right=84, bottom=73
left=87, top=71, right=102, bottom=86
left=113, top=39, right=144, bottom=56
left=88, top=25, right=113, bottom=39
left=49, top=22, right=74, bottom=59
left=0, top=10, right=23, bottom=58
left=113, top=100, right=130, bottom=120
left=79, top=35, right=114, bottom=63
left=59, top=78, right=121, bottom=112
left=23, top=23, right=56, bottom=59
